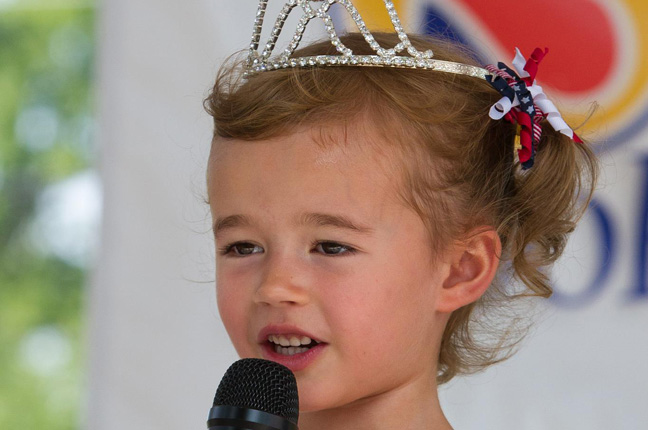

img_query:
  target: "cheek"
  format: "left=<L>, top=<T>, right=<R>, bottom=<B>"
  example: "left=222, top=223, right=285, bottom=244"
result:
left=216, top=272, right=252, bottom=350
left=216, top=284, right=239, bottom=322
left=322, top=258, right=440, bottom=346
left=216, top=261, right=255, bottom=312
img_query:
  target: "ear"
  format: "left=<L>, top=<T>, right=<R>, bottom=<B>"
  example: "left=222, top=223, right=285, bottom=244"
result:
left=436, top=228, right=502, bottom=314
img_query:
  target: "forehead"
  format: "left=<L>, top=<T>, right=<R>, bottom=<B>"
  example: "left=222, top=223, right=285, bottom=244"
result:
left=210, top=121, right=396, bottom=165
left=207, top=125, right=405, bottom=220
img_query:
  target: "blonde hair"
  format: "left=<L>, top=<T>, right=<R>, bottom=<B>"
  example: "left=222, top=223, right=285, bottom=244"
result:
left=205, top=33, right=598, bottom=383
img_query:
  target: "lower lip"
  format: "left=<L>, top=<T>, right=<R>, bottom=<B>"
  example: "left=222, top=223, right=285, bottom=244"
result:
left=260, top=342, right=327, bottom=372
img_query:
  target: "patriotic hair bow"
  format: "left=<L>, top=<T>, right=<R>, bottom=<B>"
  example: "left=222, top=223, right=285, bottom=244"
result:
left=486, top=48, right=582, bottom=169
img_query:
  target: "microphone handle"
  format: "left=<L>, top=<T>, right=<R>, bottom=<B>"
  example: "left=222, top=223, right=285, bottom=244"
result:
left=207, top=405, right=298, bottom=430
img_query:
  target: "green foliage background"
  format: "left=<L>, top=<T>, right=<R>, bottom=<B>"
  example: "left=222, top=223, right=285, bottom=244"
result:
left=0, top=2, right=95, bottom=428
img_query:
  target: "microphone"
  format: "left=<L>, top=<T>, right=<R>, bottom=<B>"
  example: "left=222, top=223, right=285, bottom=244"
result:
left=207, top=358, right=299, bottom=430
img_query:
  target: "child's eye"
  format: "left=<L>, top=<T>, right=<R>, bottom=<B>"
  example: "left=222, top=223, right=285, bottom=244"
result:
left=220, top=241, right=355, bottom=257
left=314, top=241, right=356, bottom=256
left=220, top=242, right=264, bottom=256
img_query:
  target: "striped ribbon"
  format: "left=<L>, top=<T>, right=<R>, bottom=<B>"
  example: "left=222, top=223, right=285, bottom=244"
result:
left=485, top=48, right=582, bottom=169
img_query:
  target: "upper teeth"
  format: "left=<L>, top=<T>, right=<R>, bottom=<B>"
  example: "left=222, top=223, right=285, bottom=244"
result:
left=268, top=334, right=315, bottom=347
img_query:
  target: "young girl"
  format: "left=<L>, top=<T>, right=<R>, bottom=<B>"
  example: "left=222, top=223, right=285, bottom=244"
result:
left=204, top=5, right=598, bottom=428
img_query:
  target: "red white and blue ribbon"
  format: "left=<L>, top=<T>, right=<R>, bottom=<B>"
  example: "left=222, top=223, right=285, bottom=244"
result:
left=486, top=48, right=583, bottom=169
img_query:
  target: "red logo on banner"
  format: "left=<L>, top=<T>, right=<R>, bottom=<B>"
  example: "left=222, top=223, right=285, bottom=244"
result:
left=458, top=0, right=614, bottom=95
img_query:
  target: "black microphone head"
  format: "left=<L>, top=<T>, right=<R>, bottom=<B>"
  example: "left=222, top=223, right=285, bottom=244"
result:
left=213, top=358, right=299, bottom=425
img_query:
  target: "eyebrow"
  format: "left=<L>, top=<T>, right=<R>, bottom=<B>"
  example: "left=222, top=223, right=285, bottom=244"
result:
left=298, top=212, right=375, bottom=235
left=212, top=212, right=374, bottom=238
left=213, top=214, right=252, bottom=238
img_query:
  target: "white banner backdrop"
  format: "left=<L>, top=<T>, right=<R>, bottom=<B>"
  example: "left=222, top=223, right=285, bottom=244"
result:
left=87, top=1, right=648, bottom=429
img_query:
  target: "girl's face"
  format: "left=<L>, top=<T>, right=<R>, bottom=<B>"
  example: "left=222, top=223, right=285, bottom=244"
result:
left=208, top=127, right=451, bottom=413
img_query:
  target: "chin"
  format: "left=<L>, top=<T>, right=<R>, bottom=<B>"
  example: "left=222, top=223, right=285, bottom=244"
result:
left=299, top=400, right=343, bottom=415
left=296, top=389, right=326, bottom=413
left=296, top=381, right=361, bottom=414
left=295, top=381, right=337, bottom=413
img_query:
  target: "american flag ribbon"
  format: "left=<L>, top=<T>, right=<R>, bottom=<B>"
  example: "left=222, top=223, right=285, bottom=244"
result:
left=485, top=48, right=582, bottom=170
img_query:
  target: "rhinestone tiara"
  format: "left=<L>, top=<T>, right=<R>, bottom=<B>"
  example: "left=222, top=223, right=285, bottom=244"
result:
left=247, top=0, right=489, bottom=79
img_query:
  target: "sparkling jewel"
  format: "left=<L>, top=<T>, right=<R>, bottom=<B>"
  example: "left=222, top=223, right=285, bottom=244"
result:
left=246, top=0, right=489, bottom=80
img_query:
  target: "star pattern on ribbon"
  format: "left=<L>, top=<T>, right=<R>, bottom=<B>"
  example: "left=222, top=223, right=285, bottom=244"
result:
left=485, top=48, right=583, bottom=169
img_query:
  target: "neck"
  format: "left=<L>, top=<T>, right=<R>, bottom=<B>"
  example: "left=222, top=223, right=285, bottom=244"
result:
left=298, top=380, right=452, bottom=430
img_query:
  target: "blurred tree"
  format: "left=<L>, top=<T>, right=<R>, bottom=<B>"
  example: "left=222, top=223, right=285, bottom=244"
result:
left=0, top=2, right=95, bottom=429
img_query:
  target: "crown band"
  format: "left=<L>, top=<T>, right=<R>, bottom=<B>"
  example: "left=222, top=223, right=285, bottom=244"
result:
left=251, top=54, right=490, bottom=78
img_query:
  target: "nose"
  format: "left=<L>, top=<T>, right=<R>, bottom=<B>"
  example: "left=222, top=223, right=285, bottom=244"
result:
left=253, top=252, right=310, bottom=307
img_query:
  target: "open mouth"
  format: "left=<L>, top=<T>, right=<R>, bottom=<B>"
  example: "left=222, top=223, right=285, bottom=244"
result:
left=267, top=334, right=321, bottom=356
